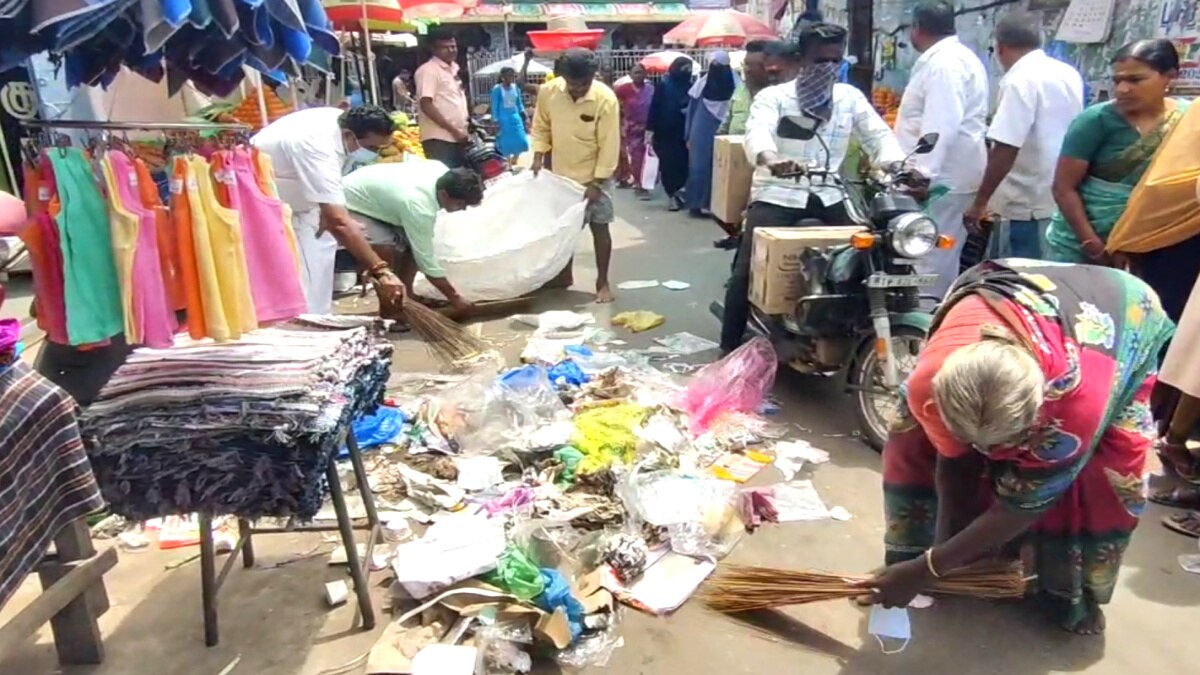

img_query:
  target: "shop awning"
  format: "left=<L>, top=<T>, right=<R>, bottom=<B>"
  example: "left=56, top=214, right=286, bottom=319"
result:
left=438, top=3, right=692, bottom=23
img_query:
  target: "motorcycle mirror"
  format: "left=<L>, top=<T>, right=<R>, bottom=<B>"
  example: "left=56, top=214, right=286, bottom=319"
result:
left=915, top=133, right=939, bottom=154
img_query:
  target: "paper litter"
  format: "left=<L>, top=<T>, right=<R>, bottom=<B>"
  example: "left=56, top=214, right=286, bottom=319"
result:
left=1179, top=554, right=1200, bottom=574
left=514, top=311, right=595, bottom=333
left=616, top=280, right=660, bottom=290
left=662, top=280, right=691, bottom=290
left=829, top=506, right=852, bottom=521
left=773, top=439, right=830, bottom=481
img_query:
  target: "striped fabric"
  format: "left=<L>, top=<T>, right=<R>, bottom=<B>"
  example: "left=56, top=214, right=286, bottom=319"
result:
left=0, top=361, right=104, bottom=611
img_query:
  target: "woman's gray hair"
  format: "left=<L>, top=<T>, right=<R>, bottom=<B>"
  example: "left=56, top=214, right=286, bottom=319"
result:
left=931, top=339, right=1044, bottom=448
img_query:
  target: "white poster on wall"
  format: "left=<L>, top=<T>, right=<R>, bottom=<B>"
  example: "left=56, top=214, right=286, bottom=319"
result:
left=1055, top=0, right=1117, bottom=44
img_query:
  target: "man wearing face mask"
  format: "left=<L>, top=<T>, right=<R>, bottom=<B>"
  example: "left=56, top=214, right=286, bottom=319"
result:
left=895, top=1, right=989, bottom=299
left=722, top=23, right=904, bottom=353
left=252, top=105, right=404, bottom=314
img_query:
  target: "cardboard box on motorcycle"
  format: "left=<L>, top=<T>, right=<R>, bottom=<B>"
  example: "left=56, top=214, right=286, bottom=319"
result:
left=750, top=226, right=865, bottom=314
left=711, top=135, right=754, bottom=225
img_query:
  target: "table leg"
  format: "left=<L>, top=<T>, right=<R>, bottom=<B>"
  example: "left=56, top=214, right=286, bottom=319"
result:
left=345, top=434, right=380, bottom=528
left=237, top=519, right=255, bottom=568
left=198, top=513, right=218, bottom=647
left=38, top=520, right=107, bottom=665
left=325, top=459, right=375, bottom=630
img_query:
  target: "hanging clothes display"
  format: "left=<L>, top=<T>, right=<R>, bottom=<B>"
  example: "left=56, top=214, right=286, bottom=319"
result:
left=17, top=133, right=307, bottom=349
left=47, top=147, right=126, bottom=345
left=0, top=0, right=340, bottom=96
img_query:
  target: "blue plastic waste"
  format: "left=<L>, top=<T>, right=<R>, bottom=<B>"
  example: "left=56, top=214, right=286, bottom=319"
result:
left=548, top=360, right=589, bottom=387
left=535, top=568, right=586, bottom=642
left=340, top=406, right=407, bottom=457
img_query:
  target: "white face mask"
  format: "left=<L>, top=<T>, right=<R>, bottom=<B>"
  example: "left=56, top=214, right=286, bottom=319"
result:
left=349, top=147, right=379, bottom=164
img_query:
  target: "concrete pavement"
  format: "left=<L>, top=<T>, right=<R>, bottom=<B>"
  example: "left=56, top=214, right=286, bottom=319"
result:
left=2, top=188, right=1197, bottom=675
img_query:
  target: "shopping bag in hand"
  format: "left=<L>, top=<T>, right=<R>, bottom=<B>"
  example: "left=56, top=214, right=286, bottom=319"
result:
left=640, top=146, right=659, bottom=191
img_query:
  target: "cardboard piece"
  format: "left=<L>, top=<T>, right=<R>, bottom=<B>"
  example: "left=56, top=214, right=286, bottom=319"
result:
left=711, top=135, right=754, bottom=225
left=749, top=226, right=864, bottom=314
left=535, top=607, right=573, bottom=649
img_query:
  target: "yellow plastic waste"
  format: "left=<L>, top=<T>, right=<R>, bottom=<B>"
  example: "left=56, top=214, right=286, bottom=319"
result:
left=612, top=311, right=665, bottom=333
left=572, top=403, right=649, bottom=474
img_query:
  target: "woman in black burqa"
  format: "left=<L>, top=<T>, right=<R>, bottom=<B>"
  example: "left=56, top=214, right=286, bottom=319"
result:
left=646, top=57, right=694, bottom=211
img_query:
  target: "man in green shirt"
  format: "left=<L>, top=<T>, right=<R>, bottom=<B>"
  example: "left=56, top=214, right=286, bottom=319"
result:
left=720, top=40, right=798, bottom=135
left=343, top=159, right=484, bottom=315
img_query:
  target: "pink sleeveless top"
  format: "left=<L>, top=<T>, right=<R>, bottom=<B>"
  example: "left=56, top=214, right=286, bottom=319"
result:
left=105, top=150, right=178, bottom=347
left=228, top=148, right=307, bottom=323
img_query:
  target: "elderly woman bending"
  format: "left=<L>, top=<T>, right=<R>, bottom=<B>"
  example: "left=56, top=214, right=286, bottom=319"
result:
left=857, top=260, right=1173, bottom=635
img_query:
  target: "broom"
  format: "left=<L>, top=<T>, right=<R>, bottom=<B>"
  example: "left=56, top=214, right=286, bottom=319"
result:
left=700, top=560, right=1027, bottom=614
left=376, top=281, right=487, bottom=365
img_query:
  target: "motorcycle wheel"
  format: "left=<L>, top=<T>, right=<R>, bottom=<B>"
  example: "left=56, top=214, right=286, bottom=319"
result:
left=849, top=325, right=926, bottom=452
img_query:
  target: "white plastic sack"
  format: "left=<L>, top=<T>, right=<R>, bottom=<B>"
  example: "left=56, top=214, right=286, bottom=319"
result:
left=640, top=146, right=659, bottom=191
left=414, top=172, right=587, bottom=302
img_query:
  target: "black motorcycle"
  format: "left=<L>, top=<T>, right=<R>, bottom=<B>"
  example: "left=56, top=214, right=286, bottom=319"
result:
left=712, top=116, right=945, bottom=450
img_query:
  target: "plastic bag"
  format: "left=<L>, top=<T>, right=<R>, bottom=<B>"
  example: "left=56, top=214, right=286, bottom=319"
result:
left=535, top=569, right=586, bottom=642
left=510, top=519, right=584, bottom=574
left=456, top=366, right=573, bottom=454
left=475, top=622, right=533, bottom=674
left=413, top=172, right=588, bottom=302
left=547, top=359, right=589, bottom=387
left=484, top=544, right=546, bottom=601
left=640, top=146, right=659, bottom=191
left=572, top=404, right=649, bottom=474
left=343, top=406, right=407, bottom=454
left=679, top=337, right=777, bottom=435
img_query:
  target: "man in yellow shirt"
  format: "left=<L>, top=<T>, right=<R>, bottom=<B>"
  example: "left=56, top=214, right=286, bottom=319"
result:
left=530, top=48, right=620, bottom=303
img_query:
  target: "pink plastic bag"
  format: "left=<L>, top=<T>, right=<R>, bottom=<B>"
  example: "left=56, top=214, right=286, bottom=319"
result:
left=679, top=337, right=777, bottom=435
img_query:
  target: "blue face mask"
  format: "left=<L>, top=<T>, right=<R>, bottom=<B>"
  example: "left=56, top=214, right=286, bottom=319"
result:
left=350, top=147, right=379, bottom=164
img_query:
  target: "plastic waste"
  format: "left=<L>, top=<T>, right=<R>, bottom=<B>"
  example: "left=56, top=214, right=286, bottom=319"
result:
left=413, top=172, right=588, bottom=301
left=572, top=404, right=649, bottom=474
left=511, top=519, right=584, bottom=579
left=485, top=545, right=546, bottom=601
left=344, top=406, right=407, bottom=452
left=554, top=446, right=584, bottom=485
left=679, top=337, right=777, bottom=435
left=547, top=359, right=589, bottom=387
left=554, top=609, right=625, bottom=668
left=535, top=568, right=586, bottom=642
left=612, top=310, right=665, bottom=333
left=475, top=621, right=534, bottom=674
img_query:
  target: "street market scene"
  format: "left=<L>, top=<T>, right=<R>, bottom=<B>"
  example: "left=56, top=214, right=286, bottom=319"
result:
left=1, top=0, right=1199, bottom=673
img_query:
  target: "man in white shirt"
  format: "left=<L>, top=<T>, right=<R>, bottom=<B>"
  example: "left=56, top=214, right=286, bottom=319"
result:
left=895, top=1, right=989, bottom=299
left=252, top=106, right=404, bottom=314
left=720, top=22, right=905, bottom=353
left=962, top=13, right=1084, bottom=259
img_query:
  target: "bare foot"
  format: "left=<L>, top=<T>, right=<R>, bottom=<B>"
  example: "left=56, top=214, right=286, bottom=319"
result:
left=595, top=284, right=614, bottom=304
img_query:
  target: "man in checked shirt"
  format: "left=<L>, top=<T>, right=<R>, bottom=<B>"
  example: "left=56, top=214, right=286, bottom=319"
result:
left=720, top=22, right=906, bottom=354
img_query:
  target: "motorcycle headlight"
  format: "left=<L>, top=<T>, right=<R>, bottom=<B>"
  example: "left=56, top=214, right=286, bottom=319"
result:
left=889, top=213, right=938, bottom=258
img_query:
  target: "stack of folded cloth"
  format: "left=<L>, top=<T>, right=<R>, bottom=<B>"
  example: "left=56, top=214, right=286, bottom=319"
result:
left=79, top=317, right=393, bottom=521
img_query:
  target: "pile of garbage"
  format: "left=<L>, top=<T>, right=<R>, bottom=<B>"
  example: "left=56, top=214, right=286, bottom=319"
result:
left=347, top=313, right=838, bottom=673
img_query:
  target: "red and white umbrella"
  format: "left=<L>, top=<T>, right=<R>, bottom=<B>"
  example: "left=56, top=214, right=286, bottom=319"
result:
left=639, top=50, right=698, bottom=74
left=663, top=10, right=777, bottom=48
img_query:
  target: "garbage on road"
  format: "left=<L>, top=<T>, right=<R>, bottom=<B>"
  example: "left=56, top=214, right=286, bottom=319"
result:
left=346, top=336, right=842, bottom=672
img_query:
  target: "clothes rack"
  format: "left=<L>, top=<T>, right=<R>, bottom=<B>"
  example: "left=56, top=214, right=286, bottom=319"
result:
left=21, top=120, right=251, bottom=132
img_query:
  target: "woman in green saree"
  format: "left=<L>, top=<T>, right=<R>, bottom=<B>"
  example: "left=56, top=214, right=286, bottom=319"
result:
left=1046, top=39, right=1188, bottom=264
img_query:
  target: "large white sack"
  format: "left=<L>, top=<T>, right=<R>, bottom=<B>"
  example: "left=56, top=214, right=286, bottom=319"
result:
left=414, top=172, right=588, bottom=302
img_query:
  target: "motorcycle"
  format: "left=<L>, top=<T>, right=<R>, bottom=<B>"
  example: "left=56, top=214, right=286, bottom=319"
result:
left=712, top=112, right=946, bottom=450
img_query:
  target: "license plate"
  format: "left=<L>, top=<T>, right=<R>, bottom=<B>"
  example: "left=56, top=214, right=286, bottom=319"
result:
left=866, top=273, right=938, bottom=288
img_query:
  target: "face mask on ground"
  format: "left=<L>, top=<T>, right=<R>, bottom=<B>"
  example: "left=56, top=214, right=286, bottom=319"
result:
left=867, top=605, right=911, bottom=654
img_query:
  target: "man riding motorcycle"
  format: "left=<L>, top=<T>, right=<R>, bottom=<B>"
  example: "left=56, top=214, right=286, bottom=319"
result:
left=721, top=22, right=909, bottom=353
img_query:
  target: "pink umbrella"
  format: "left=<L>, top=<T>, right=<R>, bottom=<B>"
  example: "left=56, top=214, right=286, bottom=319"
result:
left=663, top=10, right=777, bottom=48
left=639, top=50, right=697, bottom=74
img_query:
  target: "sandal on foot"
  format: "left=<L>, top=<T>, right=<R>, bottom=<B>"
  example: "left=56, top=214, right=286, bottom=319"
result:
left=1149, top=484, right=1200, bottom=509
left=1162, top=511, right=1200, bottom=538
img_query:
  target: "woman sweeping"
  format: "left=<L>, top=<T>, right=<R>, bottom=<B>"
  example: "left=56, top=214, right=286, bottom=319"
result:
left=684, top=51, right=736, bottom=218
left=491, top=67, right=530, bottom=165
left=858, top=260, right=1173, bottom=635
left=647, top=57, right=693, bottom=211
left=614, top=64, right=655, bottom=200
left=1046, top=40, right=1187, bottom=267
